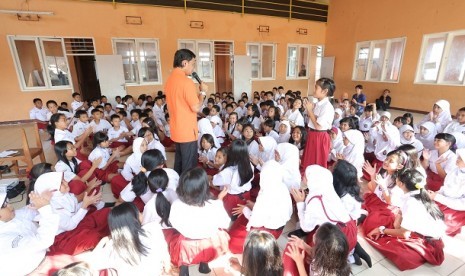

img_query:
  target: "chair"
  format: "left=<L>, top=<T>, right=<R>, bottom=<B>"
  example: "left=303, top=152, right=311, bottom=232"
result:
left=0, top=122, right=46, bottom=178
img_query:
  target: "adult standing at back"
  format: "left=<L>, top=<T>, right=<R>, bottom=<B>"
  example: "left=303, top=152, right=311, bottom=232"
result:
left=165, top=49, right=208, bottom=175
left=352, top=84, right=367, bottom=116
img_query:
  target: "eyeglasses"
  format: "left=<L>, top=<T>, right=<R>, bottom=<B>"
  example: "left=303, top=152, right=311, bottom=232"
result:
left=1, top=197, right=9, bottom=208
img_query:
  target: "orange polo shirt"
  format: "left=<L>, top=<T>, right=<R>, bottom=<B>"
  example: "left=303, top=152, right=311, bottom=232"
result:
left=165, top=68, right=199, bottom=143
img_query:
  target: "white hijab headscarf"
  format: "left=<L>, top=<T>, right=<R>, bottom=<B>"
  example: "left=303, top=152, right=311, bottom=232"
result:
left=276, top=143, right=301, bottom=190
left=34, top=172, right=77, bottom=213
left=399, top=125, right=424, bottom=153
left=132, top=137, right=146, bottom=160
left=342, top=129, right=365, bottom=176
left=305, top=165, right=351, bottom=223
left=441, top=148, right=465, bottom=198
left=416, top=121, right=437, bottom=150
left=330, top=127, right=344, bottom=162
left=278, top=120, right=291, bottom=143
left=421, top=100, right=452, bottom=133
left=257, top=136, right=278, bottom=162
left=247, top=160, right=292, bottom=230
left=198, top=118, right=220, bottom=148
left=451, top=132, right=465, bottom=149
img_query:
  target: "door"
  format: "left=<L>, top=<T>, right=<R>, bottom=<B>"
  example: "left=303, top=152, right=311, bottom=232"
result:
left=95, top=55, right=126, bottom=105
left=73, top=55, right=101, bottom=100
left=233, top=55, right=252, bottom=100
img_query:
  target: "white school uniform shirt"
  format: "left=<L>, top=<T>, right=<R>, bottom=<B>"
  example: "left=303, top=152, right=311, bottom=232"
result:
left=153, top=104, right=166, bottom=124
left=359, top=113, right=380, bottom=132
left=265, top=130, right=280, bottom=142
left=199, top=148, right=217, bottom=168
left=148, top=139, right=167, bottom=161
left=247, top=140, right=260, bottom=157
left=103, top=109, right=115, bottom=120
left=212, top=164, right=254, bottom=195
left=54, top=128, right=77, bottom=144
left=108, top=126, right=129, bottom=143
left=72, top=120, right=90, bottom=137
left=427, top=149, right=457, bottom=174
left=142, top=189, right=179, bottom=228
left=0, top=205, right=59, bottom=276
left=120, top=138, right=145, bottom=181
left=373, top=175, right=404, bottom=207
left=87, top=106, right=95, bottom=117
left=285, top=109, right=305, bottom=127
left=247, top=116, right=262, bottom=131
left=400, top=191, right=446, bottom=238
left=399, top=125, right=424, bottom=154
left=90, top=119, right=112, bottom=133
left=170, top=199, right=230, bottom=239
left=55, top=159, right=81, bottom=182
left=342, top=129, right=366, bottom=178
left=225, top=122, right=241, bottom=139
left=46, top=110, right=73, bottom=121
left=88, top=146, right=112, bottom=169
left=29, top=107, right=48, bottom=121
left=71, top=100, right=84, bottom=114
left=373, top=122, right=401, bottom=161
left=212, top=124, right=225, bottom=144
left=307, top=97, right=334, bottom=130
left=341, top=194, right=362, bottom=220
left=297, top=166, right=352, bottom=233
left=443, top=120, right=465, bottom=136
left=91, top=222, right=169, bottom=276
left=198, top=118, right=221, bottom=148
left=130, top=120, right=142, bottom=135
left=243, top=160, right=292, bottom=230
left=276, top=143, right=301, bottom=190
left=436, top=166, right=465, bottom=211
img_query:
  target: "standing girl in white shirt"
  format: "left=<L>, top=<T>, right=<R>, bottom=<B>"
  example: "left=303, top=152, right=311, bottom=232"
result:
left=168, top=167, right=230, bottom=274
left=88, top=131, right=121, bottom=183
left=366, top=169, right=445, bottom=271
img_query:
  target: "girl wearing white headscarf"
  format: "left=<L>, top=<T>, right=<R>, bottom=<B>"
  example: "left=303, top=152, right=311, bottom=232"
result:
left=277, top=120, right=291, bottom=143
left=276, top=143, right=301, bottom=190
left=342, top=129, right=365, bottom=179
left=283, top=165, right=358, bottom=275
left=34, top=172, right=110, bottom=255
left=416, top=121, right=437, bottom=150
left=372, top=111, right=401, bottom=167
left=249, top=136, right=277, bottom=171
left=431, top=148, right=465, bottom=236
left=197, top=118, right=220, bottom=149
left=329, top=127, right=344, bottom=162
left=228, top=160, right=293, bottom=253
left=120, top=138, right=147, bottom=182
left=400, top=125, right=424, bottom=154
left=419, top=100, right=452, bottom=133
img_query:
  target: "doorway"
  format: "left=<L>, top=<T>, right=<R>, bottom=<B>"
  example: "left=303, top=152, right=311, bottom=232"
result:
left=64, top=38, right=101, bottom=101
left=214, top=41, right=233, bottom=93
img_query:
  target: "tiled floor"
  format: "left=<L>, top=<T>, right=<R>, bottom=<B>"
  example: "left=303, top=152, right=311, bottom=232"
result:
left=3, top=109, right=465, bottom=275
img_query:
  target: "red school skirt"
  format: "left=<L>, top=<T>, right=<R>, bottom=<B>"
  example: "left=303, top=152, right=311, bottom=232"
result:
left=80, top=160, right=119, bottom=183
left=223, top=191, right=251, bottom=218
left=366, top=232, right=444, bottom=271
left=301, top=129, right=330, bottom=171
left=165, top=229, right=230, bottom=267
left=109, top=173, right=130, bottom=199
left=228, top=215, right=284, bottom=254
left=426, top=169, right=445, bottom=192
left=361, top=193, right=399, bottom=234
left=47, top=208, right=111, bottom=256
left=436, top=201, right=465, bottom=236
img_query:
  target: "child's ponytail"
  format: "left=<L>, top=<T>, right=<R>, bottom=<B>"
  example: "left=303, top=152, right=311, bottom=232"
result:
left=147, top=169, right=171, bottom=227
left=131, top=149, right=165, bottom=197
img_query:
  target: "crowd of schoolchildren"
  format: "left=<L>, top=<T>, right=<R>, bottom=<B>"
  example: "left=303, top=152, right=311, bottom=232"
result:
left=2, top=80, right=465, bottom=275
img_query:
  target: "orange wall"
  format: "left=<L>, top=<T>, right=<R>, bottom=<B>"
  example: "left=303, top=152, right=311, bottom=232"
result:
left=0, top=0, right=326, bottom=121
left=325, top=0, right=465, bottom=113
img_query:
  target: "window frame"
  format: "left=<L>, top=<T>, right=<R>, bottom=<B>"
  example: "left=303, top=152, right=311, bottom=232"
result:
left=286, top=44, right=310, bottom=80
left=352, top=37, right=406, bottom=83
left=246, top=42, right=276, bottom=80
left=8, top=35, right=73, bottom=91
left=177, top=39, right=215, bottom=83
left=112, top=38, right=163, bottom=86
left=415, top=30, right=465, bottom=86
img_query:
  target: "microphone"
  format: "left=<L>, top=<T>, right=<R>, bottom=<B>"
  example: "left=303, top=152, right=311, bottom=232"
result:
left=191, top=72, right=202, bottom=84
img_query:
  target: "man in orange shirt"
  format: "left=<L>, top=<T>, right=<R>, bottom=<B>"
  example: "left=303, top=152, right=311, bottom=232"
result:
left=165, top=49, right=207, bottom=174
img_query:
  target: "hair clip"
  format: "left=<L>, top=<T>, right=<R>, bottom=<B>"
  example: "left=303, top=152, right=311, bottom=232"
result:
left=156, top=188, right=163, bottom=193
left=414, top=183, right=424, bottom=190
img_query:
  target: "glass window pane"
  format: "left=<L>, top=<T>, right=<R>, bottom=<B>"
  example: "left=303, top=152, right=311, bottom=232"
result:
left=115, top=41, right=137, bottom=83
left=384, top=40, right=405, bottom=82
left=43, top=40, right=70, bottom=86
left=287, top=46, right=297, bottom=77
left=139, top=42, right=159, bottom=82
left=298, top=47, right=309, bottom=77
left=315, top=46, right=323, bottom=80
left=420, top=36, right=446, bottom=82
left=354, top=45, right=369, bottom=80
left=369, top=41, right=386, bottom=80
left=180, top=42, right=195, bottom=52
left=14, top=40, right=45, bottom=87
left=261, top=45, right=274, bottom=78
left=198, top=43, right=212, bottom=79
left=247, top=45, right=259, bottom=78
left=443, top=34, right=465, bottom=83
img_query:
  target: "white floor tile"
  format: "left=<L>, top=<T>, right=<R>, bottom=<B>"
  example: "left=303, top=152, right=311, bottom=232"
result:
left=429, top=253, right=464, bottom=276
left=379, top=259, right=441, bottom=276
left=355, top=263, right=395, bottom=276
left=356, top=236, right=386, bottom=263
left=449, top=264, right=465, bottom=276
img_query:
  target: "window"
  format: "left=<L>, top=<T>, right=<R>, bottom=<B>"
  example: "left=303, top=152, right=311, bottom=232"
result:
left=8, top=36, right=72, bottom=91
left=352, top=37, right=406, bottom=82
left=178, top=40, right=214, bottom=82
left=246, top=43, right=276, bottom=80
left=416, top=30, right=465, bottom=85
left=113, top=39, right=162, bottom=85
left=287, top=44, right=310, bottom=79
